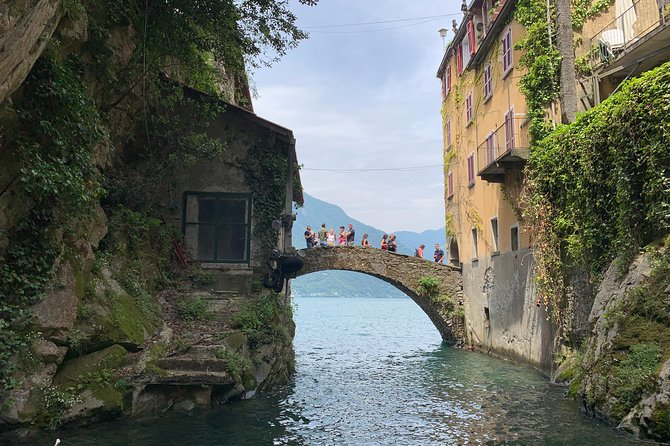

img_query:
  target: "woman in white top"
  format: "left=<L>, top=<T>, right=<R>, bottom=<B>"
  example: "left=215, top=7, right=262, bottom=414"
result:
left=326, top=229, right=336, bottom=246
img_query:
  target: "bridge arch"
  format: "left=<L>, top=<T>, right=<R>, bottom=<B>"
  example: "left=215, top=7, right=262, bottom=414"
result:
left=294, top=246, right=465, bottom=344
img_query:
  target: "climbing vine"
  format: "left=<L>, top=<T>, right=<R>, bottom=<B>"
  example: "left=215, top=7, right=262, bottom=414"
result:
left=244, top=143, right=288, bottom=254
left=525, top=62, right=670, bottom=333
left=0, top=52, right=105, bottom=394
left=515, top=0, right=561, bottom=140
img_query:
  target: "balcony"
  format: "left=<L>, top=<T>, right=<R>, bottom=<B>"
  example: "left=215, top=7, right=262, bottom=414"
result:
left=477, top=117, right=530, bottom=183
left=589, top=0, right=669, bottom=75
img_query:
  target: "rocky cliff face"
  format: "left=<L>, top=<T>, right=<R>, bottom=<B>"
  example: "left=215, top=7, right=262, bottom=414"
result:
left=575, top=237, right=670, bottom=442
left=0, top=0, right=296, bottom=438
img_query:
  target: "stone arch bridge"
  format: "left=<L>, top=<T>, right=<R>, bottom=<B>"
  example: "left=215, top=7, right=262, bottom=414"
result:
left=295, top=246, right=465, bottom=344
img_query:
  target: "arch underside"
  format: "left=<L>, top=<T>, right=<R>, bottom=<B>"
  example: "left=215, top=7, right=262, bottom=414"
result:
left=294, top=266, right=458, bottom=344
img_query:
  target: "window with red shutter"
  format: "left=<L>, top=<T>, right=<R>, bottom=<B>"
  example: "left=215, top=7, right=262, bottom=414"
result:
left=446, top=66, right=451, bottom=92
left=467, top=20, right=476, bottom=56
left=441, top=74, right=447, bottom=100
left=446, top=120, right=452, bottom=149
left=467, top=154, right=475, bottom=187
left=466, top=92, right=473, bottom=123
left=502, top=29, right=513, bottom=75
left=447, top=172, right=454, bottom=198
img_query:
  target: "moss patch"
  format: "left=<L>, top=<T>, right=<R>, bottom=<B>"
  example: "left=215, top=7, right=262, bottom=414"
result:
left=53, top=345, right=127, bottom=388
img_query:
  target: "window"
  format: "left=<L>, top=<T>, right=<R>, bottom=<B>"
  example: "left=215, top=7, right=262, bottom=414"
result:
left=441, top=73, right=447, bottom=100
left=447, top=171, right=454, bottom=198
left=466, top=92, right=473, bottom=123
left=471, top=228, right=479, bottom=260
left=486, top=132, right=495, bottom=164
left=466, top=20, right=476, bottom=56
left=457, top=44, right=464, bottom=75
left=511, top=225, right=519, bottom=251
left=446, top=119, right=452, bottom=149
left=502, top=28, right=513, bottom=76
left=446, top=66, right=452, bottom=93
left=483, top=64, right=492, bottom=100
left=467, top=153, right=475, bottom=187
left=504, top=108, right=515, bottom=151
left=461, top=37, right=472, bottom=69
left=490, top=217, right=499, bottom=253
left=182, top=192, right=251, bottom=263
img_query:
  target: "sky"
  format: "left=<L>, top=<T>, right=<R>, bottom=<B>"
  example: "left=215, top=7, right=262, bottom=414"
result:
left=252, top=0, right=463, bottom=233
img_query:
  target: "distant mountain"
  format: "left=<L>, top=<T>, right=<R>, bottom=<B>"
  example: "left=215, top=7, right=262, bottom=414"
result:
left=290, top=193, right=446, bottom=298
left=293, top=193, right=446, bottom=255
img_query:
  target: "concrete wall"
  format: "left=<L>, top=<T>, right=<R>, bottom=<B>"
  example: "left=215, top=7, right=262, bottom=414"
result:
left=462, top=248, right=556, bottom=373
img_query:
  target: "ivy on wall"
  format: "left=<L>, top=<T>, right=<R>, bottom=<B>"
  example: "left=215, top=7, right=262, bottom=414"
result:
left=244, top=143, right=288, bottom=255
left=0, top=52, right=104, bottom=394
left=525, top=62, right=670, bottom=331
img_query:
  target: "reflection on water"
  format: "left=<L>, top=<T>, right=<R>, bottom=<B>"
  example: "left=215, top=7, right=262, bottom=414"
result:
left=24, top=296, right=635, bottom=446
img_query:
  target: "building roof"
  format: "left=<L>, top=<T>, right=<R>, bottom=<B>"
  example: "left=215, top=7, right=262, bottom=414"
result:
left=436, top=0, right=517, bottom=77
left=182, top=84, right=304, bottom=205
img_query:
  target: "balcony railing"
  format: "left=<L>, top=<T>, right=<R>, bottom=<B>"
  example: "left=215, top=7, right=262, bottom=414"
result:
left=589, top=0, right=667, bottom=67
left=477, top=117, right=530, bottom=183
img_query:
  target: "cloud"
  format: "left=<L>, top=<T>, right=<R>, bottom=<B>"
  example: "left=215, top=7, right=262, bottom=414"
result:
left=252, top=0, right=458, bottom=232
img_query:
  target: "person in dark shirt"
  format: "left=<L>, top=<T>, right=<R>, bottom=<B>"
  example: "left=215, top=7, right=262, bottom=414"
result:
left=304, top=226, right=316, bottom=248
left=380, top=234, right=388, bottom=250
left=387, top=235, right=397, bottom=252
left=345, top=223, right=355, bottom=245
left=434, top=243, right=445, bottom=263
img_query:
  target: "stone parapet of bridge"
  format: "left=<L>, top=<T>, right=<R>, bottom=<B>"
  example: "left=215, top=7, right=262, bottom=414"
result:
left=295, top=246, right=465, bottom=344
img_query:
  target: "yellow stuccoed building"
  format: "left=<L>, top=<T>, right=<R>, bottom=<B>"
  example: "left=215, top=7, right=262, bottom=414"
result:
left=438, top=0, right=670, bottom=372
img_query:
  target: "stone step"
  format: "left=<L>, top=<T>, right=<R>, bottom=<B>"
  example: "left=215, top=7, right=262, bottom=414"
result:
left=147, top=369, right=234, bottom=386
left=156, top=357, right=229, bottom=373
left=183, top=344, right=232, bottom=359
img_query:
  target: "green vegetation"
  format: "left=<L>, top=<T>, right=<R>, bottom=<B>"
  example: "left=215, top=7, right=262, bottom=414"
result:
left=0, top=52, right=104, bottom=394
left=176, top=296, right=213, bottom=322
left=216, top=348, right=255, bottom=388
left=244, top=143, right=289, bottom=253
left=232, top=295, right=286, bottom=351
left=525, top=62, right=670, bottom=333
left=37, top=386, right=82, bottom=430
left=610, top=343, right=661, bottom=420
left=418, top=276, right=440, bottom=298
left=578, top=239, right=670, bottom=432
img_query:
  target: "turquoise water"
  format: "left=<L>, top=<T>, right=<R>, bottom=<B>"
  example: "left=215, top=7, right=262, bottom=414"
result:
left=28, top=296, right=636, bottom=445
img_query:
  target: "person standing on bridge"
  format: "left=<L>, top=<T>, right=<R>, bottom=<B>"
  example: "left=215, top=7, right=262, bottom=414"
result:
left=361, top=233, right=370, bottom=247
left=317, top=223, right=328, bottom=247
left=415, top=244, right=425, bottom=258
left=345, top=223, right=355, bottom=246
left=304, top=226, right=316, bottom=248
left=327, top=228, right=336, bottom=246
left=387, top=235, right=397, bottom=252
left=338, top=226, right=346, bottom=245
left=380, top=234, right=388, bottom=250
left=434, top=243, right=445, bottom=263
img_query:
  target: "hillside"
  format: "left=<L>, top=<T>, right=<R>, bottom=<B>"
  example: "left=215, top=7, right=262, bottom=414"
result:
left=291, top=193, right=446, bottom=297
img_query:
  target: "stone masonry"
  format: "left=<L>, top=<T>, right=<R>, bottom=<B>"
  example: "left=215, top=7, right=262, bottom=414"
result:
left=296, top=246, right=464, bottom=344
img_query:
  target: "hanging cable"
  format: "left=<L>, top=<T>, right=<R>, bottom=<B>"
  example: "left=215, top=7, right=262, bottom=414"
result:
left=303, top=13, right=461, bottom=29
left=301, top=164, right=443, bottom=173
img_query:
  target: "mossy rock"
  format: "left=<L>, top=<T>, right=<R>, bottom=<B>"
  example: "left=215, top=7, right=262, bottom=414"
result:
left=646, top=402, right=670, bottom=441
left=78, top=290, right=153, bottom=352
left=53, top=345, right=128, bottom=387
left=223, top=332, right=248, bottom=353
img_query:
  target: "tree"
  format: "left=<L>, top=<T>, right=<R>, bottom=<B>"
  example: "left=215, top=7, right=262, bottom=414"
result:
left=555, top=0, right=577, bottom=123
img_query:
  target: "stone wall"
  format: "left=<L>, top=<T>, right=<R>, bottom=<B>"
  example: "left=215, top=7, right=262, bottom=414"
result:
left=461, top=249, right=555, bottom=373
left=297, top=246, right=465, bottom=344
